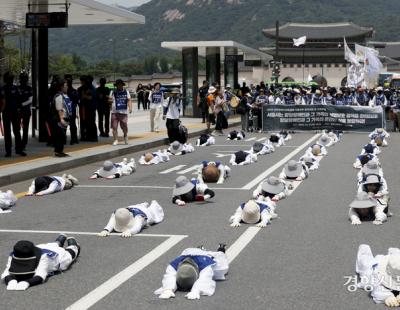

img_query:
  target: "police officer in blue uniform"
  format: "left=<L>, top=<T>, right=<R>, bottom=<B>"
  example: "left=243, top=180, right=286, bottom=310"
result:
left=65, top=74, right=79, bottom=144
left=18, top=72, right=32, bottom=151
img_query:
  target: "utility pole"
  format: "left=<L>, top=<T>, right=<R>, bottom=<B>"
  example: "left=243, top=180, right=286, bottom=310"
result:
left=274, top=20, right=280, bottom=85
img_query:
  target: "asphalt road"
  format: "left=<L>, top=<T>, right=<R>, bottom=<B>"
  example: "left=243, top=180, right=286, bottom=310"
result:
left=0, top=130, right=398, bottom=310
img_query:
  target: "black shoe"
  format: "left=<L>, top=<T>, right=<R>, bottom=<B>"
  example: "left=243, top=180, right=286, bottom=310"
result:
left=67, top=237, right=81, bottom=257
left=217, top=243, right=227, bottom=253
left=55, top=234, right=67, bottom=247
left=16, top=151, right=27, bottom=157
left=104, top=133, right=109, bottom=137
left=70, top=140, right=79, bottom=145
left=5, top=153, right=11, bottom=158
left=55, top=152, right=70, bottom=157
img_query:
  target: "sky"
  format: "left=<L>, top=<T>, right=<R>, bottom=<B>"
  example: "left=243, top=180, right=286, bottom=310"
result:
left=98, top=0, right=151, bottom=8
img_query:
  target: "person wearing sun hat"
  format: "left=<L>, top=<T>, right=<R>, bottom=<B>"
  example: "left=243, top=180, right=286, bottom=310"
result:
left=279, top=160, right=309, bottom=181
left=369, top=128, right=390, bottom=147
left=353, top=152, right=379, bottom=169
left=109, top=79, right=132, bottom=146
left=357, top=159, right=384, bottom=184
left=197, top=161, right=231, bottom=184
left=305, top=142, right=327, bottom=157
left=327, top=130, right=340, bottom=144
left=251, top=141, right=275, bottom=155
left=139, top=149, right=170, bottom=165
left=226, top=130, right=245, bottom=140
left=229, top=150, right=257, bottom=166
left=154, top=245, right=229, bottom=300
left=1, top=235, right=80, bottom=290
left=172, top=176, right=215, bottom=206
left=98, top=200, right=164, bottom=237
left=348, top=191, right=387, bottom=225
left=318, top=134, right=334, bottom=148
left=229, top=198, right=277, bottom=228
left=167, top=140, right=194, bottom=156
left=269, top=133, right=285, bottom=147
left=26, top=174, right=78, bottom=196
left=355, top=244, right=400, bottom=306
left=90, top=158, right=136, bottom=179
left=252, top=176, right=289, bottom=202
left=196, top=133, right=215, bottom=147
left=299, top=153, right=319, bottom=171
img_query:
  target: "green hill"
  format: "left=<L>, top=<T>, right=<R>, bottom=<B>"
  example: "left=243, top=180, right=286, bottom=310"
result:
left=48, top=0, right=400, bottom=63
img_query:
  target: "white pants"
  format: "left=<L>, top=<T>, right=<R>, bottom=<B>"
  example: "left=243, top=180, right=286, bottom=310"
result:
left=150, top=106, right=162, bottom=131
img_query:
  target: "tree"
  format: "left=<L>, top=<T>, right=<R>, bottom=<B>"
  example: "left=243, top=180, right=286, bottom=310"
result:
left=48, top=54, right=77, bottom=77
left=159, top=57, right=169, bottom=73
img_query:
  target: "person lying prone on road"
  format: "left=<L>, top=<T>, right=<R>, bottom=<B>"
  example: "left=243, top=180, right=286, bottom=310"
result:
left=226, top=130, right=245, bottom=140
left=154, top=245, right=228, bottom=300
left=98, top=200, right=164, bottom=237
left=0, top=190, right=17, bottom=212
left=353, top=153, right=379, bottom=169
left=196, top=134, right=215, bottom=147
left=229, top=150, right=257, bottom=166
left=172, top=176, right=215, bottom=206
left=299, top=154, right=320, bottom=171
left=197, top=161, right=231, bottom=184
left=369, top=128, right=389, bottom=147
left=167, top=141, right=195, bottom=156
left=251, top=141, right=275, bottom=155
left=253, top=176, right=289, bottom=202
left=279, top=159, right=309, bottom=181
left=139, top=150, right=170, bottom=165
left=1, top=235, right=80, bottom=291
left=26, top=174, right=78, bottom=196
left=229, top=198, right=277, bottom=228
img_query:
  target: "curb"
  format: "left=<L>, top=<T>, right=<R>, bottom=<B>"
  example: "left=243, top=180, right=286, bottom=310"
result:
left=0, top=121, right=241, bottom=187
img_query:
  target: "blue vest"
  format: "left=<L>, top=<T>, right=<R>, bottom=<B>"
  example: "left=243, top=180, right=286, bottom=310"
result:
left=170, top=255, right=215, bottom=271
left=240, top=201, right=271, bottom=213
left=335, top=97, right=345, bottom=106
left=312, top=95, right=323, bottom=104
left=324, top=96, right=334, bottom=105
left=62, top=94, right=73, bottom=117
left=376, top=94, right=385, bottom=106
left=126, top=207, right=148, bottom=220
left=114, top=90, right=128, bottom=111
left=284, top=95, right=294, bottom=105
left=257, top=95, right=268, bottom=104
left=41, top=248, right=59, bottom=258
left=202, top=160, right=221, bottom=168
left=356, top=94, right=367, bottom=105
left=151, top=91, right=163, bottom=104
left=344, top=95, right=353, bottom=105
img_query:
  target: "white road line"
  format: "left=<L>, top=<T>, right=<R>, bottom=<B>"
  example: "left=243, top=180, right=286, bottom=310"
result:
left=159, top=165, right=186, bottom=174
left=0, top=229, right=187, bottom=238
left=241, top=133, right=320, bottom=190
left=66, top=235, right=186, bottom=310
left=77, top=185, right=247, bottom=191
left=213, top=144, right=252, bottom=147
left=245, top=137, right=257, bottom=141
left=226, top=227, right=260, bottom=264
left=256, top=137, right=267, bottom=142
left=177, top=165, right=202, bottom=175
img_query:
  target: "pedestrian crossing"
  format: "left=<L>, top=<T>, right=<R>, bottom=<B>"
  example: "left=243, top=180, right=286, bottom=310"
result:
left=159, top=165, right=187, bottom=174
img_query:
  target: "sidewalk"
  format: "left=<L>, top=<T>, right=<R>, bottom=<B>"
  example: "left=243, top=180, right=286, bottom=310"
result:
left=0, top=109, right=240, bottom=186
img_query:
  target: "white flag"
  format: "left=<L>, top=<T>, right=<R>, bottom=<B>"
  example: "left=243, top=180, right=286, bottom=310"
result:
left=293, top=36, right=307, bottom=47
left=343, top=37, right=359, bottom=65
left=307, top=74, right=313, bottom=83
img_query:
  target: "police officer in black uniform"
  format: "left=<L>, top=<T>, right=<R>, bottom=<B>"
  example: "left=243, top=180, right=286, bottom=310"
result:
left=96, top=78, right=111, bottom=137
left=2, top=72, right=25, bottom=157
left=18, top=72, right=33, bottom=150
left=198, top=80, right=209, bottom=123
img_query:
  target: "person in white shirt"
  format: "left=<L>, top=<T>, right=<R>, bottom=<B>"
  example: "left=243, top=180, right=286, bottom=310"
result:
left=253, top=176, right=289, bottom=202
left=109, top=79, right=132, bottom=146
left=98, top=200, right=164, bottom=237
left=300, top=154, right=320, bottom=171
left=229, top=198, right=277, bottom=228
left=0, top=190, right=17, bottom=212
left=90, top=159, right=136, bottom=179
left=369, top=87, right=387, bottom=107
left=163, top=88, right=183, bottom=143
left=327, top=131, right=340, bottom=144
left=353, top=153, right=379, bottom=169
left=229, top=150, right=257, bottom=166
left=251, top=141, right=275, bottom=155
left=279, top=160, right=309, bottom=181
left=154, top=246, right=229, bottom=300
left=227, top=130, right=245, bottom=140
left=356, top=159, right=384, bottom=185
left=139, top=150, right=170, bottom=165
left=360, top=143, right=381, bottom=156
left=197, top=161, right=231, bottom=184
left=1, top=235, right=79, bottom=291
left=167, top=141, right=194, bottom=156
left=305, top=143, right=327, bottom=157
left=369, top=128, right=390, bottom=147
left=172, top=176, right=215, bottom=206
left=269, top=133, right=285, bottom=147
left=279, top=130, right=292, bottom=141
left=355, top=244, right=400, bottom=307
left=149, top=82, right=164, bottom=133
left=352, top=175, right=389, bottom=225
left=196, top=134, right=215, bottom=147
left=26, top=174, right=78, bottom=196
left=318, top=134, right=334, bottom=148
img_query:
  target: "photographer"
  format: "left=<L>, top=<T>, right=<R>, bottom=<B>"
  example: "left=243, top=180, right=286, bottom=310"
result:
left=50, top=78, right=72, bottom=157
left=163, top=88, right=182, bottom=143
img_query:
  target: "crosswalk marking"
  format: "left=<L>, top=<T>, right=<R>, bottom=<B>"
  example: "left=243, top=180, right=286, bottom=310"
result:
left=256, top=137, right=267, bottom=142
left=177, top=165, right=202, bottom=175
left=159, top=165, right=186, bottom=174
left=245, top=137, right=257, bottom=141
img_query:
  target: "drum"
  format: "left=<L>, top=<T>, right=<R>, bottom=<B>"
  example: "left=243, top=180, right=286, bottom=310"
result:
left=230, top=96, right=240, bottom=108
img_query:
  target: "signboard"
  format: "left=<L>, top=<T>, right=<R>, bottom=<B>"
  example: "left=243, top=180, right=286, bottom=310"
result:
left=262, top=105, right=384, bottom=132
left=26, top=12, right=68, bottom=28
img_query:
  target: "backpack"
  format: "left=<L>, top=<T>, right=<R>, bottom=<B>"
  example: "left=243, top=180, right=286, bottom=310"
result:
left=178, top=123, right=188, bottom=144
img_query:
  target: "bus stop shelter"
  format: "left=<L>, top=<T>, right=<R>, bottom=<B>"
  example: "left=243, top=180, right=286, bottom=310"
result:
left=161, top=41, right=272, bottom=117
left=0, top=0, right=144, bottom=141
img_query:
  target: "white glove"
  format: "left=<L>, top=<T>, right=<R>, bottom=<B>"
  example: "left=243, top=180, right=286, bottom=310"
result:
left=98, top=230, right=110, bottom=237
left=177, top=200, right=186, bottom=206
left=385, top=296, right=399, bottom=307
left=159, top=289, right=175, bottom=299
left=351, top=218, right=362, bottom=225
left=6, top=280, right=18, bottom=290
left=256, top=222, right=268, bottom=228
left=186, top=291, right=200, bottom=300
left=217, top=180, right=223, bottom=184
left=230, top=222, right=241, bottom=227
left=15, top=281, right=29, bottom=291
left=373, top=220, right=383, bottom=225
left=121, top=231, right=132, bottom=238
left=203, top=194, right=211, bottom=201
